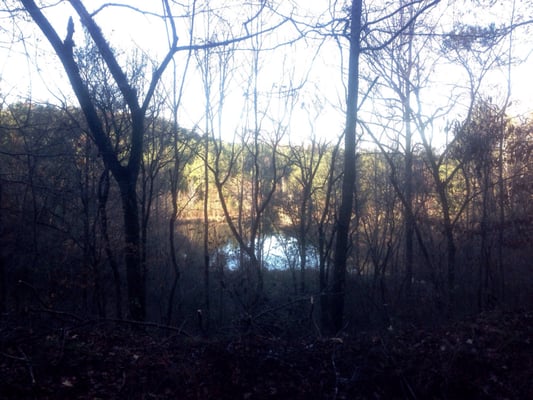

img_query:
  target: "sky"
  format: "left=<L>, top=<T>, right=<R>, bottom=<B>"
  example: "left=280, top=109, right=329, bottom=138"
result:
left=1, top=0, right=532, bottom=149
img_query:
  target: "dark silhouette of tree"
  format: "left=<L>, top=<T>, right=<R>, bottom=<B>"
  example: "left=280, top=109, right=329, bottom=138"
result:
left=286, top=138, right=329, bottom=294
left=327, top=0, right=362, bottom=335
left=18, top=0, right=180, bottom=320
left=322, top=0, right=441, bottom=334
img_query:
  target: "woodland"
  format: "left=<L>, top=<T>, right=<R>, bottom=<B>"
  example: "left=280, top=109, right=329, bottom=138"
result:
left=0, top=0, right=532, bottom=398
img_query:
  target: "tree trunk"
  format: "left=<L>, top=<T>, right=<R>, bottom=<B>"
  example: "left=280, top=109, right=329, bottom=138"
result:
left=203, top=131, right=210, bottom=331
left=166, top=120, right=182, bottom=324
left=403, top=38, right=415, bottom=298
left=0, top=177, right=5, bottom=313
left=327, top=0, right=362, bottom=335
left=497, top=119, right=505, bottom=302
left=434, top=178, right=456, bottom=312
left=21, top=0, right=178, bottom=321
left=299, top=191, right=309, bottom=294
left=117, top=173, right=144, bottom=321
left=98, top=169, right=123, bottom=319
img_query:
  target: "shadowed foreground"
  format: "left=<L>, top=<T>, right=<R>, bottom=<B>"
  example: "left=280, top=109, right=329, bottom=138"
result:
left=1, top=310, right=531, bottom=399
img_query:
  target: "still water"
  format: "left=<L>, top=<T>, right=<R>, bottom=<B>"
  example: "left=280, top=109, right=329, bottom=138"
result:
left=219, top=234, right=318, bottom=270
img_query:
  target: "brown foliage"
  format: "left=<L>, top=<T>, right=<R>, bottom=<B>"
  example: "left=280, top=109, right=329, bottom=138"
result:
left=1, top=310, right=531, bottom=399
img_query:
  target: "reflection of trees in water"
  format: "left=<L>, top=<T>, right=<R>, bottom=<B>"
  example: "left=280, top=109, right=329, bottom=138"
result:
left=219, top=233, right=319, bottom=271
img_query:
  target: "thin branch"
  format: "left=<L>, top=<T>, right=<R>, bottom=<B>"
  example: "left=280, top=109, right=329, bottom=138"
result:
left=20, top=0, right=123, bottom=174
left=141, top=0, right=179, bottom=113
left=365, top=0, right=429, bottom=28
left=90, top=3, right=166, bottom=19
left=68, top=0, right=140, bottom=114
left=174, top=17, right=290, bottom=52
left=361, top=0, right=440, bottom=52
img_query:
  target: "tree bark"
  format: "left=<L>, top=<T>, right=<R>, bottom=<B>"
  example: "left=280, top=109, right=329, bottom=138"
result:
left=98, top=169, right=123, bottom=319
left=0, top=177, right=5, bottom=313
left=203, top=130, right=210, bottom=331
left=117, top=173, right=144, bottom=321
left=402, top=12, right=415, bottom=297
left=327, top=0, right=362, bottom=335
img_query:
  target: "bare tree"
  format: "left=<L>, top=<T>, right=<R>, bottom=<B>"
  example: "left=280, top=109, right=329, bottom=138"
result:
left=286, top=136, right=328, bottom=294
left=18, top=0, right=180, bottom=320
left=204, top=3, right=293, bottom=313
left=323, top=0, right=363, bottom=335
left=0, top=173, right=4, bottom=313
left=362, top=0, right=446, bottom=306
left=320, top=0, right=441, bottom=334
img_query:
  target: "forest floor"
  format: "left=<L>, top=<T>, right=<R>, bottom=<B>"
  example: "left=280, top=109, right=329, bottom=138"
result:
left=0, top=309, right=531, bottom=399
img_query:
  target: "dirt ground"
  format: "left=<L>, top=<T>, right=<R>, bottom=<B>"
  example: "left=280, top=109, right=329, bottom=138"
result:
left=1, top=309, right=531, bottom=399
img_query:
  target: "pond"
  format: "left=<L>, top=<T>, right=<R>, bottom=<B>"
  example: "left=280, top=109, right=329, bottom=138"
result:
left=219, top=234, right=319, bottom=271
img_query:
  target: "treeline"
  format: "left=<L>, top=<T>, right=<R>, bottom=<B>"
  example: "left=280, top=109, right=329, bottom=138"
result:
left=0, top=101, right=531, bottom=334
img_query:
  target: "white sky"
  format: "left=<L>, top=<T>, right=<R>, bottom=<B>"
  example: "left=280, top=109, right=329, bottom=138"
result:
left=1, top=0, right=532, bottom=148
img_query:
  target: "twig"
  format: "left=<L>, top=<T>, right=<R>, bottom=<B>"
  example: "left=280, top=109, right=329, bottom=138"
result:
left=331, top=343, right=341, bottom=400
left=309, top=296, right=322, bottom=338
left=253, top=296, right=313, bottom=320
left=0, top=351, right=26, bottom=361
left=29, top=307, right=84, bottom=322
left=379, top=337, right=418, bottom=400
left=119, top=370, right=127, bottom=392
left=18, top=280, right=50, bottom=309
left=17, top=347, right=36, bottom=385
left=27, top=307, right=193, bottom=337
left=101, top=317, right=192, bottom=337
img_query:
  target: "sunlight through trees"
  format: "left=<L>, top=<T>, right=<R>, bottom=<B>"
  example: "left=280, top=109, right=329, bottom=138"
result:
left=0, top=0, right=532, bottom=337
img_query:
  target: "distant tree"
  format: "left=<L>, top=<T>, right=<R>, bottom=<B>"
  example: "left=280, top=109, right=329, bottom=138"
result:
left=284, top=137, right=328, bottom=294
left=417, top=11, right=518, bottom=310
left=357, top=152, right=402, bottom=319
left=0, top=103, right=98, bottom=312
left=204, top=3, right=294, bottom=312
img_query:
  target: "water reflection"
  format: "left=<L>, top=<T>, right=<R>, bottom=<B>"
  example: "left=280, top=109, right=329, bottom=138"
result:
left=219, top=234, right=318, bottom=270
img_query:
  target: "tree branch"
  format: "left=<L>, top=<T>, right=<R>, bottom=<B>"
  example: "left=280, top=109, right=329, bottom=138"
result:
left=141, top=0, right=178, bottom=113
left=361, top=0, right=440, bottom=52
left=67, top=0, right=140, bottom=115
left=20, top=0, right=123, bottom=175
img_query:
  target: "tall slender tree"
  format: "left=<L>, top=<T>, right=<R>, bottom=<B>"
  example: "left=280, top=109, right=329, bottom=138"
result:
left=19, top=0, right=179, bottom=320
left=324, top=0, right=441, bottom=333
left=327, top=0, right=362, bottom=335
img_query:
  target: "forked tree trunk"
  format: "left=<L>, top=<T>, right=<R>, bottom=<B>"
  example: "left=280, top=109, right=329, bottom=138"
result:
left=21, top=0, right=147, bottom=320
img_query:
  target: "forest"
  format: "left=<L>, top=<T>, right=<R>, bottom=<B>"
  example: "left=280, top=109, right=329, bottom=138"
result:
left=0, top=0, right=532, bottom=398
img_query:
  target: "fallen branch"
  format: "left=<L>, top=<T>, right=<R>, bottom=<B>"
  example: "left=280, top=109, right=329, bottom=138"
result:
left=101, top=317, right=192, bottom=337
left=27, top=307, right=192, bottom=337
